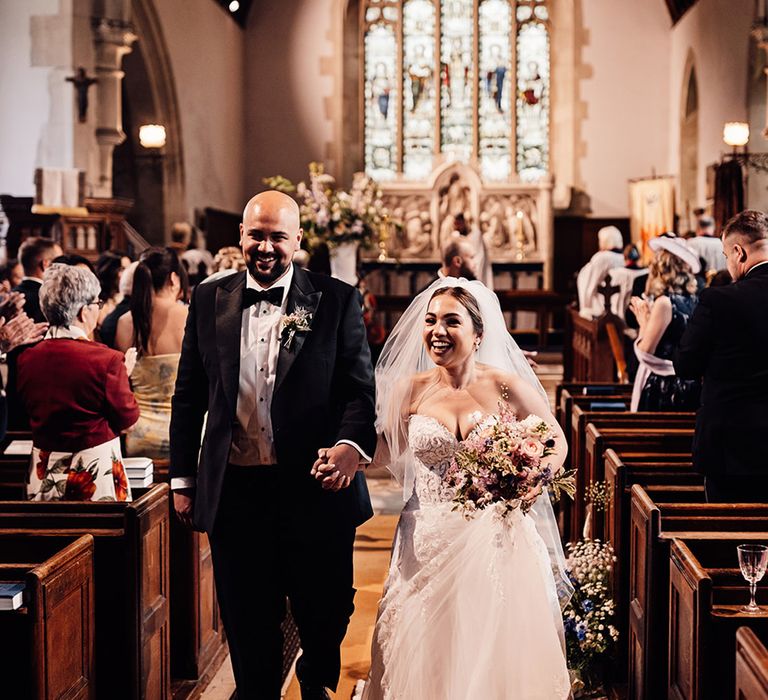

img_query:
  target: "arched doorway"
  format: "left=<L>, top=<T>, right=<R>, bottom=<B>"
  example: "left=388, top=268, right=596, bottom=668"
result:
left=112, top=0, right=185, bottom=244
left=679, top=56, right=699, bottom=233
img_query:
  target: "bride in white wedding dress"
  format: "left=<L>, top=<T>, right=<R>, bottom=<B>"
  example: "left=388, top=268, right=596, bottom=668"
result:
left=361, top=278, right=572, bottom=700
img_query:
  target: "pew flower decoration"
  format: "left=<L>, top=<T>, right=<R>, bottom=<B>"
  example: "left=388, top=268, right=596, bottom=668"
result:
left=445, top=405, right=576, bottom=518
left=563, top=538, right=619, bottom=697
left=263, top=163, right=391, bottom=251
left=586, top=481, right=611, bottom=513
left=280, top=307, right=312, bottom=351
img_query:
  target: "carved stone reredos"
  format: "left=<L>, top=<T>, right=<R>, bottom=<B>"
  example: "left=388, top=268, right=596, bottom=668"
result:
left=373, top=162, right=552, bottom=266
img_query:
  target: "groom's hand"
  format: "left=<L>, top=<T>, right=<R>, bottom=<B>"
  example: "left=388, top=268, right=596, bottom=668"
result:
left=311, top=444, right=360, bottom=491
left=173, top=488, right=195, bottom=528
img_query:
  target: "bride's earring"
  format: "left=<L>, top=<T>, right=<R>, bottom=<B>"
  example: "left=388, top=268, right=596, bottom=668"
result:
left=474, top=339, right=481, bottom=352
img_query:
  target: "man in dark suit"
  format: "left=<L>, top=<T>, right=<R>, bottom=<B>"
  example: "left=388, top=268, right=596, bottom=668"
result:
left=170, top=191, right=376, bottom=699
left=6, top=237, right=61, bottom=429
left=13, top=237, right=62, bottom=323
left=674, top=209, right=768, bottom=502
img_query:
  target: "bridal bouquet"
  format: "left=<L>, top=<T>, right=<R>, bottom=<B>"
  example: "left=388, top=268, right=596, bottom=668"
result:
left=445, top=404, right=576, bottom=517
left=263, top=162, right=390, bottom=251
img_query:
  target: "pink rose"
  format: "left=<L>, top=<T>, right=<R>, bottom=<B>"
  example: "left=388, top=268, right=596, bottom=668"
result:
left=521, top=438, right=544, bottom=459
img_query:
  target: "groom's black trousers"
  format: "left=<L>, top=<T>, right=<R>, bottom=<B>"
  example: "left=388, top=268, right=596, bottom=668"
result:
left=209, top=465, right=357, bottom=699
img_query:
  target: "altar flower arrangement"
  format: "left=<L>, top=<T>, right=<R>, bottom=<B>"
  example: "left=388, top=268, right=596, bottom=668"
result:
left=445, top=404, right=576, bottom=517
left=563, top=538, right=619, bottom=697
left=263, top=163, right=390, bottom=251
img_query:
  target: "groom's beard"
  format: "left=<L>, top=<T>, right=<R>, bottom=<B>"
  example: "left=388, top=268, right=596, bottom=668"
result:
left=246, top=252, right=289, bottom=286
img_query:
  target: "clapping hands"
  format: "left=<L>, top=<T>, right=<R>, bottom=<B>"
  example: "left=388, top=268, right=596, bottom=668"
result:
left=628, top=296, right=651, bottom=330
left=311, top=444, right=361, bottom=491
left=0, top=292, right=48, bottom=353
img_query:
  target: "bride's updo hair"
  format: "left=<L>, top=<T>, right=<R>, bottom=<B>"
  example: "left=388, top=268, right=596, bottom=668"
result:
left=429, top=286, right=484, bottom=337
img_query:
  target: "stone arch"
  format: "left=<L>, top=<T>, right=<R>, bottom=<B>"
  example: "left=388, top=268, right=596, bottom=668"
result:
left=126, top=0, right=186, bottom=240
left=679, top=50, right=699, bottom=232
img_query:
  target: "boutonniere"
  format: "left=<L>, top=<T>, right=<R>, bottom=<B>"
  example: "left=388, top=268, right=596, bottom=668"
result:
left=280, top=306, right=312, bottom=350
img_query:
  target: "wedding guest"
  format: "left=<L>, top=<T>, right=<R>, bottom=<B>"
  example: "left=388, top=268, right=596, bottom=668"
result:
left=440, top=238, right=478, bottom=281
left=17, top=264, right=138, bottom=501
left=0, top=259, right=23, bottom=293
left=95, top=251, right=130, bottom=329
left=0, top=293, right=47, bottom=441
left=100, top=261, right=138, bottom=349
left=201, top=245, right=247, bottom=285
left=674, top=210, right=768, bottom=502
left=116, top=247, right=188, bottom=459
left=52, top=253, right=94, bottom=271
left=688, top=215, right=726, bottom=274
left=6, top=237, right=63, bottom=429
left=14, top=237, right=63, bottom=323
left=628, top=235, right=701, bottom=412
left=576, top=225, right=624, bottom=318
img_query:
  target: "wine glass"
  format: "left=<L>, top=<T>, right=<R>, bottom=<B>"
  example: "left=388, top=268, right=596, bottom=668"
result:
left=737, top=544, right=768, bottom=614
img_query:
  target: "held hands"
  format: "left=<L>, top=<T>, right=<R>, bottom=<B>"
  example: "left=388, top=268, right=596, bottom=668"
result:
left=311, top=444, right=361, bottom=491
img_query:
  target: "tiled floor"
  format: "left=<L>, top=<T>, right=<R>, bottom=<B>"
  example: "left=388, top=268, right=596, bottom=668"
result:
left=201, top=359, right=564, bottom=699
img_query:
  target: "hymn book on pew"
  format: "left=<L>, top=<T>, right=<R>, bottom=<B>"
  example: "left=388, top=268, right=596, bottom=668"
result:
left=0, top=582, right=24, bottom=611
left=124, top=457, right=153, bottom=489
left=3, top=441, right=32, bottom=455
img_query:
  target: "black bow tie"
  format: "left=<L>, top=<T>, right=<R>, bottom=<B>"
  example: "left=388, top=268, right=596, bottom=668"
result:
left=243, top=287, right=284, bottom=308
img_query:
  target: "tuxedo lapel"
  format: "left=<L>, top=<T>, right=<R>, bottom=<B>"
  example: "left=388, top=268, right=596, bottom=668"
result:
left=215, top=272, right=246, bottom=416
left=275, top=266, right=322, bottom=392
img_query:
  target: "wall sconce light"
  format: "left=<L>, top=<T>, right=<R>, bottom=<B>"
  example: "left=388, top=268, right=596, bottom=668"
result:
left=723, top=122, right=750, bottom=148
left=139, top=124, right=166, bottom=149
left=722, top=121, right=768, bottom=172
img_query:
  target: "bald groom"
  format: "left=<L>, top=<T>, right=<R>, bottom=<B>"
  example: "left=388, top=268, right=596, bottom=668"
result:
left=170, top=191, right=376, bottom=699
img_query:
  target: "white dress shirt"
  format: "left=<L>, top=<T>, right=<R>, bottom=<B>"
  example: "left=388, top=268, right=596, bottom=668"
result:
left=229, top=265, right=295, bottom=465
left=170, top=264, right=370, bottom=490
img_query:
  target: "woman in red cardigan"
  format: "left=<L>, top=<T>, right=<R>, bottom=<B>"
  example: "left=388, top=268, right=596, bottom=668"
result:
left=18, top=263, right=140, bottom=501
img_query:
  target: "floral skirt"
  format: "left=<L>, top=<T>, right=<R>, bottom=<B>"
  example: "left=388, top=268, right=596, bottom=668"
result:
left=27, top=436, right=132, bottom=502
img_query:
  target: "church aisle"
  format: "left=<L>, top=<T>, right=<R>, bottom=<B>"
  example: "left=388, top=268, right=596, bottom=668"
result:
left=200, top=515, right=399, bottom=700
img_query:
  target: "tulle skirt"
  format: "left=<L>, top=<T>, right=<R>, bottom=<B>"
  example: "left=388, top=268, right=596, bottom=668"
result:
left=362, top=503, right=571, bottom=699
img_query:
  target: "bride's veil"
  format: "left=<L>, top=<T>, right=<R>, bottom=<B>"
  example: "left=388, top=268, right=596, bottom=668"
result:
left=374, top=276, right=574, bottom=610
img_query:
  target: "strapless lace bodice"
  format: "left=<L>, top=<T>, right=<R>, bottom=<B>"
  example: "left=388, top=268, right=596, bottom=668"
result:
left=407, top=414, right=464, bottom=505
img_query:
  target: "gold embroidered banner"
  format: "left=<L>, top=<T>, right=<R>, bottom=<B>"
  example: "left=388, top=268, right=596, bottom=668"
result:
left=629, top=177, right=675, bottom=259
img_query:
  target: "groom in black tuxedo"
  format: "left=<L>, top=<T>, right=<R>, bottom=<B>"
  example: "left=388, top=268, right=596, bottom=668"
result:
left=674, top=209, right=768, bottom=503
left=170, top=191, right=376, bottom=699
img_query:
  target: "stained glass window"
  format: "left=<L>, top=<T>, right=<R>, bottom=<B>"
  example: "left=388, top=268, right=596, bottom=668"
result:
left=515, top=0, right=550, bottom=181
left=440, top=0, right=474, bottom=164
left=478, top=0, right=512, bottom=181
left=361, top=0, right=550, bottom=182
left=364, top=4, right=399, bottom=181
left=403, top=0, right=436, bottom=179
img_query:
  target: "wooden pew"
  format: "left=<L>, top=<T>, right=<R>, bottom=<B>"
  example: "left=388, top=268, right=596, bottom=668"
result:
left=736, top=627, right=768, bottom=700
left=0, top=457, right=29, bottom=499
left=628, top=489, right=768, bottom=700
left=668, top=536, right=768, bottom=700
left=582, top=425, right=694, bottom=538
left=556, top=383, right=631, bottom=432
left=151, top=460, right=226, bottom=697
left=0, top=484, right=170, bottom=699
left=569, top=412, right=694, bottom=538
left=0, top=533, right=95, bottom=699
left=600, top=452, right=702, bottom=686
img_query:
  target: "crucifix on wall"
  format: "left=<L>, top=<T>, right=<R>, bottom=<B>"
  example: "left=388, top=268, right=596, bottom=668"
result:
left=66, top=67, right=98, bottom=123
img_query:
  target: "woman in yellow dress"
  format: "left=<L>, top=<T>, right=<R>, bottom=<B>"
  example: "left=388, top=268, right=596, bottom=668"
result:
left=116, top=247, right=188, bottom=459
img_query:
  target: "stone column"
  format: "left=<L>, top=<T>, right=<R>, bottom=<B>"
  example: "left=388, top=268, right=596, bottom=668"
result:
left=91, top=17, right=136, bottom=197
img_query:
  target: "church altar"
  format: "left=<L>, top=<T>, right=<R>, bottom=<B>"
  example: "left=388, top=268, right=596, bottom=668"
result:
left=363, top=162, right=554, bottom=290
